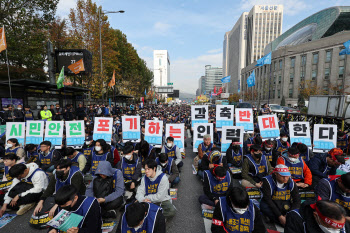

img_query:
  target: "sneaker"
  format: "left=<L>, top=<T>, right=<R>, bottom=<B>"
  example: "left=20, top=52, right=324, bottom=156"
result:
left=16, top=203, right=35, bottom=215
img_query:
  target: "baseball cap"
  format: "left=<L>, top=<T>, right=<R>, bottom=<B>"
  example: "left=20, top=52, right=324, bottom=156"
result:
left=85, top=136, right=93, bottom=141
left=273, top=164, right=291, bottom=176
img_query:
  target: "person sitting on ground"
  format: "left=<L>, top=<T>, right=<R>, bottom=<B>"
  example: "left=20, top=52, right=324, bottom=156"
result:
left=33, top=159, right=85, bottom=218
left=5, top=138, right=25, bottom=163
left=211, top=186, right=266, bottom=233
left=274, top=132, right=290, bottom=155
left=0, top=163, right=48, bottom=217
left=260, top=165, right=301, bottom=226
left=241, top=144, right=273, bottom=188
left=48, top=185, right=102, bottom=233
left=138, top=140, right=156, bottom=164
left=81, top=135, right=94, bottom=174
left=199, top=165, right=232, bottom=208
left=161, top=136, right=183, bottom=169
left=337, top=131, right=349, bottom=154
left=315, top=172, right=350, bottom=221
left=285, top=200, right=350, bottom=233
left=136, top=159, right=176, bottom=219
left=243, top=129, right=260, bottom=154
left=37, top=141, right=62, bottom=173
left=198, top=150, right=228, bottom=179
left=117, top=142, right=142, bottom=201
left=294, top=142, right=314, bottom=166
left=277, top=146, right=312, bottom=189
left=2, top=154, right=23, bottom=182
left=156, top=153, right=180, bottom=188
left=197, top=134, right=216, bottom=160
left=226, top=138, right=243, bottom=168
left=116, top=201, right=166, bottom=233
left=309, top=148, right=344, bottom=186
left=86, top=161, right=124, bottom=219
left=262, top=139, right=274, bottom=165
left=90, top=139, right=114, bottom=176
left=24, top=144, right=39, bottom=163
left=65, top=147, right=87, bottom=172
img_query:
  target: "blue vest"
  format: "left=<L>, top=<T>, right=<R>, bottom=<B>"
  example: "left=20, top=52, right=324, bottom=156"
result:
left=263, top=150, right=273, bottom=163
left=326, top=178, right=350, bottom=212
left=164, top=145, right=177, bottom=159
left=121, top=203, right=161, bottom=233
left=337, top=135, right=349, bottom=150
left=91, top=152, right=108, bottom=175
left=83, top=146, right=94, bottom=159
left=5, top=147, right=20, bottom=157
left=24, top=111, right=34, bottom=121
left=204, top=170, right=231, bottom=196
left=264, top=175, right=294, bottom=201
left=219, top=197, right=255, bottom=233
left=39, top=149, right=55, bottom=165
left=55, top=166, right=81, bottom=194
left=4, top=166, right=12, bottom=181
left=27, top=148, right=39, bottom=159
left=244, top=154, right=268, bottom=177
left=156, top=157, right=174, bottom=175
left=145, top=173, right=165, bottom=196
left=276, top=139, right=290, bottom=153
left=121, top=157, right=138, bottom=182
left=201, top=143, right=213, bottom=156
left=68, top=152, right=83, bottom=164
left=300, top=150, right=310, bottom=164
left=23, top=168, right=42, bottom=184
left=231, top=148, right=243, bottom=166
left=282, top=157, right=304, bottom=180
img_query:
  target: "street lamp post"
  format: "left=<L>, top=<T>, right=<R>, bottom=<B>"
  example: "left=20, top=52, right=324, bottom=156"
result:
left=98, top=8, right=124, bottom=101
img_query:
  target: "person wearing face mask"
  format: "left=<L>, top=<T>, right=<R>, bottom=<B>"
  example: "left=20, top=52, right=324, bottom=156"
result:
left=211, top=186, right=266, bottom=233
left=226, top=138, right=243, bottom=168
left=309, top=148, right=345, bottom=186
left=37, top=141, right=62, bottom=173
left=315, top=172, right=350, bottom=222
left=53, top=104, right=63, bottom=121
left=65, top=147, right=87, bottom=172
left=285, top=200, right=350, bottom=233
left=85, top=161, right=124, bottom=219
left=199, top=165, right=232, bottom=208
left=274, top=132, right=290, bottom=154
left=156, top=153, right=180, bottom=187
left=161, top=136, right=183, bottom=169
left=136, top=159, right=176, bottom=218
left=117, top=142, right=142, bottom=197
left=5, top=138, right=25, bottom=163
left=260, top=165, right=301, bottom=226
left=241, top=144, right=273, bottom=188
left=90, top=139, right=113, bottom=176
left=33, top=159, right=85, bottom=219
left=262, top=139, right=274, bottom=164
left=48, top=185, right=102, bottom=233
left=294, top=142, right=314, bottom=166
left=116, top=201, right=166, bottom=233
left=0, top=163, right=48, bottom=217
left=277, top=146, right=312, bottom=189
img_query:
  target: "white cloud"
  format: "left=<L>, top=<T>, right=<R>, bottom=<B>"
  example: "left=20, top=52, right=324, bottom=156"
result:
left=207, top=48, right=222, bottom=54
left=56, top=0, right=77, bottom=18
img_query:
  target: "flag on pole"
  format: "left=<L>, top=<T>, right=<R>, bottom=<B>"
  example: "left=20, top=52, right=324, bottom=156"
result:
left=68, top=59, right=85, bottom=74
left=339, top=40, right=350, bottom=55
left=214, top=86, right=217, bottom=94
left=57, top=67, right=65, bottom=89
left=221, top=76, right=231, bottom=83
left=108, top=70, right=116, bottom=88
left=0, top=26, right=7, bottom=53
left=144, top=89, right=147, bottom=96
left=256, top=52, right=271, bottom=66
left=247, top=70, right=255, bottom=87
left=238, top=80, right=241, bottom=93
left=218, top=87, right=223, bottom=95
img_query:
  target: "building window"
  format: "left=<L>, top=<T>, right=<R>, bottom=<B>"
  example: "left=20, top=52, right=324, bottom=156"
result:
left=279, top=60, right=282, bottom=70
left=340, top=49, right=346, bottom=60
left=300, top=70, right=305, bottom=81
left=339, top=66, right=344, bottom=79
left=313, top=53, right=319, bottom=64
left=324, top=68, right=330, bottom=79
left=301, top=55, right=306, bottom=66
left=273, top=76, right=276, bottom=85
left=312, top=70, right=317, bottom=80
left=278, top=75, right=281, bottom=84
left=278, top=90, right=280, bottom=98
left=290, top=57, right=295, bottom=68
left=290, top=73, right=294, bottom=82
left=326, top=50, right=332, bottom=63
left=274, top=62, right=277, bottom=71
left=289, top=88, right=293, bottom=98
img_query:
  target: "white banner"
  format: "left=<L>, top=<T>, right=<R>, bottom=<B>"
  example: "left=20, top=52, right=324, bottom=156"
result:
left=122, top=116, right=141, bottom=142
left=289, top=122, right=311, bottom=147
left=191, top=105, right=208, bottom=125
left=44, top=121, right=64, bottom=146
left=6, top=122, right=25, bottom=145
left=26, top=121, right=44, bottom=145
left=66, top=121, right=85, bottom=146
left=258, top=114, right=280, bottom=139
left=216, top=105, right=234, bottom=129
left=166, top=123, right=185, bottom=152
left=313, top=124, right=337, bottom=152
left=221, top=126, right=244, bottom=154
left=145, top=120, right=163, bottom=147
left=235, top=108, right=254, bottom=132
left=93, top=117, right=113, bottom=143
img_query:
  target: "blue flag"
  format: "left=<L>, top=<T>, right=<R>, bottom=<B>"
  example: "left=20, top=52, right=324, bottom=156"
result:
left=247, top=70, right=255, bottom=87
left=339, top=40, right=350, bottom=55
left=238, top=79, right=240, bottom=93
left=144, top=89, right=147, bottom=96
left=221, top=76, right=231, bottom=83
left=256, top=52, right=271, bottom=66
left=204, top=91, right=206, bottom=95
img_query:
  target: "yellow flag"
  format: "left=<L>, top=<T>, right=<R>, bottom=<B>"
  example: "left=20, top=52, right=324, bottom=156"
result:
left=68, top=59, right=85, bottom=74
left=108, top=70, right=116, bottom=88
left=0, top=27, right=7, bottom=53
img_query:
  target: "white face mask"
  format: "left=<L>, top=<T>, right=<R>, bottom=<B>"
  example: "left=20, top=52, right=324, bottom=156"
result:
left=160, top=162, right=167, bottom=167
left=125, top=154, right=132, bottom=160
left=17, top=108, right=22, bottom=110
left=6, top=143, right=13, bottom=149
left=319, top=224, right=341, bottom=233
left=167, top=143, right=173, bottom=148
left=95, top=146, right=101, bottom=152
left=85, top=141, right=91, bottom=145
left=282, top=137, right=288, bottom=142
left=265, top=147, right=271, bottom=151
left=232, top=206, right=248, bottom=215
left=288, top=157, right=299, bottom=163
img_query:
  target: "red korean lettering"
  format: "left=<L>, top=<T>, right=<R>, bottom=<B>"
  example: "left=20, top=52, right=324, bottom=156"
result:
left=97, top=119, right=110, bottom=132
left=239, top=110, right=251, bottom=122
left=126, top=118, right=138, bottom=130
left=262, top=117, right=276, bottom=129
left=169, top=126, right=181, bottom=139
left=148, top=122, right=160, bottom=134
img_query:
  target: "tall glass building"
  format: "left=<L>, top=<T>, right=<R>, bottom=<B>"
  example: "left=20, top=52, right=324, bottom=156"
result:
left=203, top=65, right=223, bottom=97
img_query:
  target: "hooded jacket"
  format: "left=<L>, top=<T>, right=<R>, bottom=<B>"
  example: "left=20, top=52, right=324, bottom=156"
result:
left=85, top=161, right=124, bottom=203
left=136, top=167, right=171, bottom=203
left=309, top=153, right=337, bottom=179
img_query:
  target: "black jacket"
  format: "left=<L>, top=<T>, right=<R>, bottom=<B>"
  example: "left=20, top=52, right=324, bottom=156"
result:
left=285, top=202, right=350, bottom=233
left=225, top=144, right=243, bottom=167
left=199, top=154, right=228, bottom=172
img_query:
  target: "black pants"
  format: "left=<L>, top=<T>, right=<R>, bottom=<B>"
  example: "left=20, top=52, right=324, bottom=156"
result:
left=5, top=182, right=42, bottom=208
left=100, top=196, right=123, bottom=216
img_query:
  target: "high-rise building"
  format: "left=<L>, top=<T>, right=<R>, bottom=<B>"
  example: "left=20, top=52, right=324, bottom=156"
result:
left=223, top=5, right=283, bottom=93
left=153, top=50, right=170, bottom=87
left=204, top=65, right=223, bottom=96
left=198, top=76, right=206, bottom=95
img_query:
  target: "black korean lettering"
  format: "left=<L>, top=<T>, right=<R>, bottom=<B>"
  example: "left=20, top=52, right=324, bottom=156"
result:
left=319, top=127, right=334, bottom=140
left=220, top=107, right=231, bottom=119
left=197, top=125, right=210, bottom=139
left=293, top=124, right=307, bottom=137
left=226, top=129, right=240, bottom=140
left=195, top=107, right=206, bottom=119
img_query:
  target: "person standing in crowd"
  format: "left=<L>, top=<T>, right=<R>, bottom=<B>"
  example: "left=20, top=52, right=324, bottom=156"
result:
left=37, top=141, right=62, bottom=173
left=85, top=161, right=124, bottom=218
left=4, top=105, right=20, bottom=122
left=90, top=139, right=113, bottom=176
left=156, top=153, right=180, bottom=188
left=53, top=104, right=63, bottom=121
left=48, top=185, right=102, bottom=233
left=260, top=165, right=301, bottom=226
left=5, top=138, right=25, bottom=163
left=49, top=105, right=55, bottom=116
left=161, top=136, right=183, bottom=169
left=63, top=104, right=75, bottom=121
left=40, top=105, right=52, bottom=121
left=211, top=186, right=266, bottom=233
left=76, top=103, right=87, bottom=120
left=23, top=106, right=34, bottom=121
left=260, top=103, right=272, bottom=115
left=15, top=104, right=24, bottom=122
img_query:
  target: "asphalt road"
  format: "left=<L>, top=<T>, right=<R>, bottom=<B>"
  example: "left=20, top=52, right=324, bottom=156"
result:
left=2, top=138, right=277, bottom=232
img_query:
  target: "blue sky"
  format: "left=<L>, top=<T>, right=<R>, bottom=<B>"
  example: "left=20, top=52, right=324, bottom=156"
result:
left=57, top=0, right=349, bottom=94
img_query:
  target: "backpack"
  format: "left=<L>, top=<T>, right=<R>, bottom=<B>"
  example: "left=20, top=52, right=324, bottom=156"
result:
left=93, top=175, right=114, bottom=198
